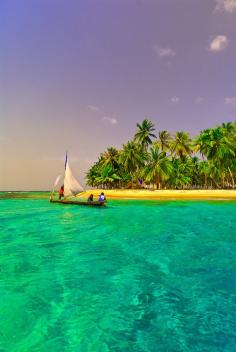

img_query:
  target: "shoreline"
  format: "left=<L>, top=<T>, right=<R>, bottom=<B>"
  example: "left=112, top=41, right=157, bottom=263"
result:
left=79, top=189, right=236, bottom=200
left=1, top=190, right=236, bottom=201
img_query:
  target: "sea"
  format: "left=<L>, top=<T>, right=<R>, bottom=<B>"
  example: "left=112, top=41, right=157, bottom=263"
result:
left=0, top=192, right=236, bottom=351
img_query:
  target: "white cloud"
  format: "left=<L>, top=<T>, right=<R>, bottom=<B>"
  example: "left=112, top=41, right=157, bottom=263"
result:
left=102, top=116, right=118, bottom=125
left=209, top=35, right=229, bottom=52
left=195, top=97, right=204, bottom=104
left=214, top=0, right=236, bottom=13
left=225, top=97, right=236, bottom=106
left=171, top=97, right=180, bottom=104
left=153, top=44, right=176, bottom=58
left=88, top=105, right=100, bottom=111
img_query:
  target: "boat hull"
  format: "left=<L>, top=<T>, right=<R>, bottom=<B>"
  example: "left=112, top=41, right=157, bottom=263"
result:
left=50, top=199, right=105, bottom=206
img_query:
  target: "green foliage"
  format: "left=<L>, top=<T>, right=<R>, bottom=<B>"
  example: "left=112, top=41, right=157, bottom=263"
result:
left=119, top=140, right=145, bottom=176
left=143, top=146, right=172, bottom=189
left=170, top=131, right=192, bottom=159
left=157, top=130, right=172, bottom=152
left=86, top=121, right=236, bottom=189
left=134, top=118, right=156, bottom=150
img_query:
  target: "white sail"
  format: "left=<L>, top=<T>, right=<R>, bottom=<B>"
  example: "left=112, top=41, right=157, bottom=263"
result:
left=50, top=175, right=61, bottom=201
left=53, top=175, right=61, bottom=189
left=64, top=162, right=84, bottom=197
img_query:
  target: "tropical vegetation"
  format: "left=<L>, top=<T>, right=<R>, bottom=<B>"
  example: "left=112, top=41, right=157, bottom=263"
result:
left=86, top=119, right=236, bottom=189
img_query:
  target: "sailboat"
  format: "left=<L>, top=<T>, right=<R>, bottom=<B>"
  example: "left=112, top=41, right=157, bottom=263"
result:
left=50, top=153, right=105, bottom=206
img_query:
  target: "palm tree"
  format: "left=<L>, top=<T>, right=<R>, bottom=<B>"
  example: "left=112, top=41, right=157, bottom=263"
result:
left=157, top=130, right=171, bottom=153
left=222, top=122, right=235, bottom=135
left=221, top=123, right=236, bottom=188
left=167, top=158, right=191, bottom=189
left=119, top=141, right=145, bottom=186
left=188, top=156, right=200, bottom=188
left=171, top=131, right=192, bottom=159
left=198, top=161, right=211, bottom=188
left=134, top=119, right=156, bottom=150
left=202, top=126, right=235, bottom=188
left=86, top=163, right=100, bottom=187
left=194, top=129, right=211, bottom=160
left=99, top=147, right=119, bottom=170
left=143, top=146, right=172, bottom=189
left=95, top=165, right=120, bottom=189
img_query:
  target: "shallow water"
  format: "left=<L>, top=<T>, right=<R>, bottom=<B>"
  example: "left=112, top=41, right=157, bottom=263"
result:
left=0, top=195, right=236, bottom=351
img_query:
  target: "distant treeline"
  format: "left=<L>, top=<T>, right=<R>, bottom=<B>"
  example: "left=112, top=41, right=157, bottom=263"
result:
left=86, top=120, right=236, bottom=189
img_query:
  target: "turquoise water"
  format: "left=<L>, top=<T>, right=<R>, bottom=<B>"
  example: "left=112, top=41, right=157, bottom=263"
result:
left=0, top=195, right=236, bottom=351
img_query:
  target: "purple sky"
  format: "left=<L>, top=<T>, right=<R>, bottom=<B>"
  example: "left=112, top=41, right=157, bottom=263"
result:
left=1, top=0, right=236, bottom=190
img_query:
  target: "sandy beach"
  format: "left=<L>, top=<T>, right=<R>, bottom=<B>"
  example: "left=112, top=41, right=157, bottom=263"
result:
left=79, top=189, right=236, bottom=200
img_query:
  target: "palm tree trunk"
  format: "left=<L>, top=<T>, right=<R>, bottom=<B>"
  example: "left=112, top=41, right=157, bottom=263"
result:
left=204, top=174, right=207, bottom=189
left=228, top=167, right=235, bottom=189
left=211, top=177, right=220, bottom=189
left=222, top=171, right=225, bottom=189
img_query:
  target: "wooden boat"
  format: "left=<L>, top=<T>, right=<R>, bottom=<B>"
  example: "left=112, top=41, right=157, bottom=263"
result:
left=50, top=152, right=106, bottom=207
left=50, top=199, right=105, bottom=207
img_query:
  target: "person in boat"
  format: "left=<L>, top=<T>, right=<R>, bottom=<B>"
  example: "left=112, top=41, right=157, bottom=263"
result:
left=98, top=192, right=106, bottom=202
left=87, top=194, right=94, bottom=202
left=59, top=185, right=64, bottom=200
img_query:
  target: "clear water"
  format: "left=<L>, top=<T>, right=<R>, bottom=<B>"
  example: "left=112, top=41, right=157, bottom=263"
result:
left=0, top=194, right=236, bottom=352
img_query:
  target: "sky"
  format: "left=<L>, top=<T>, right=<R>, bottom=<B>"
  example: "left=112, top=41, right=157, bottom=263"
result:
left=0, top=0, right=236, bottom=190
